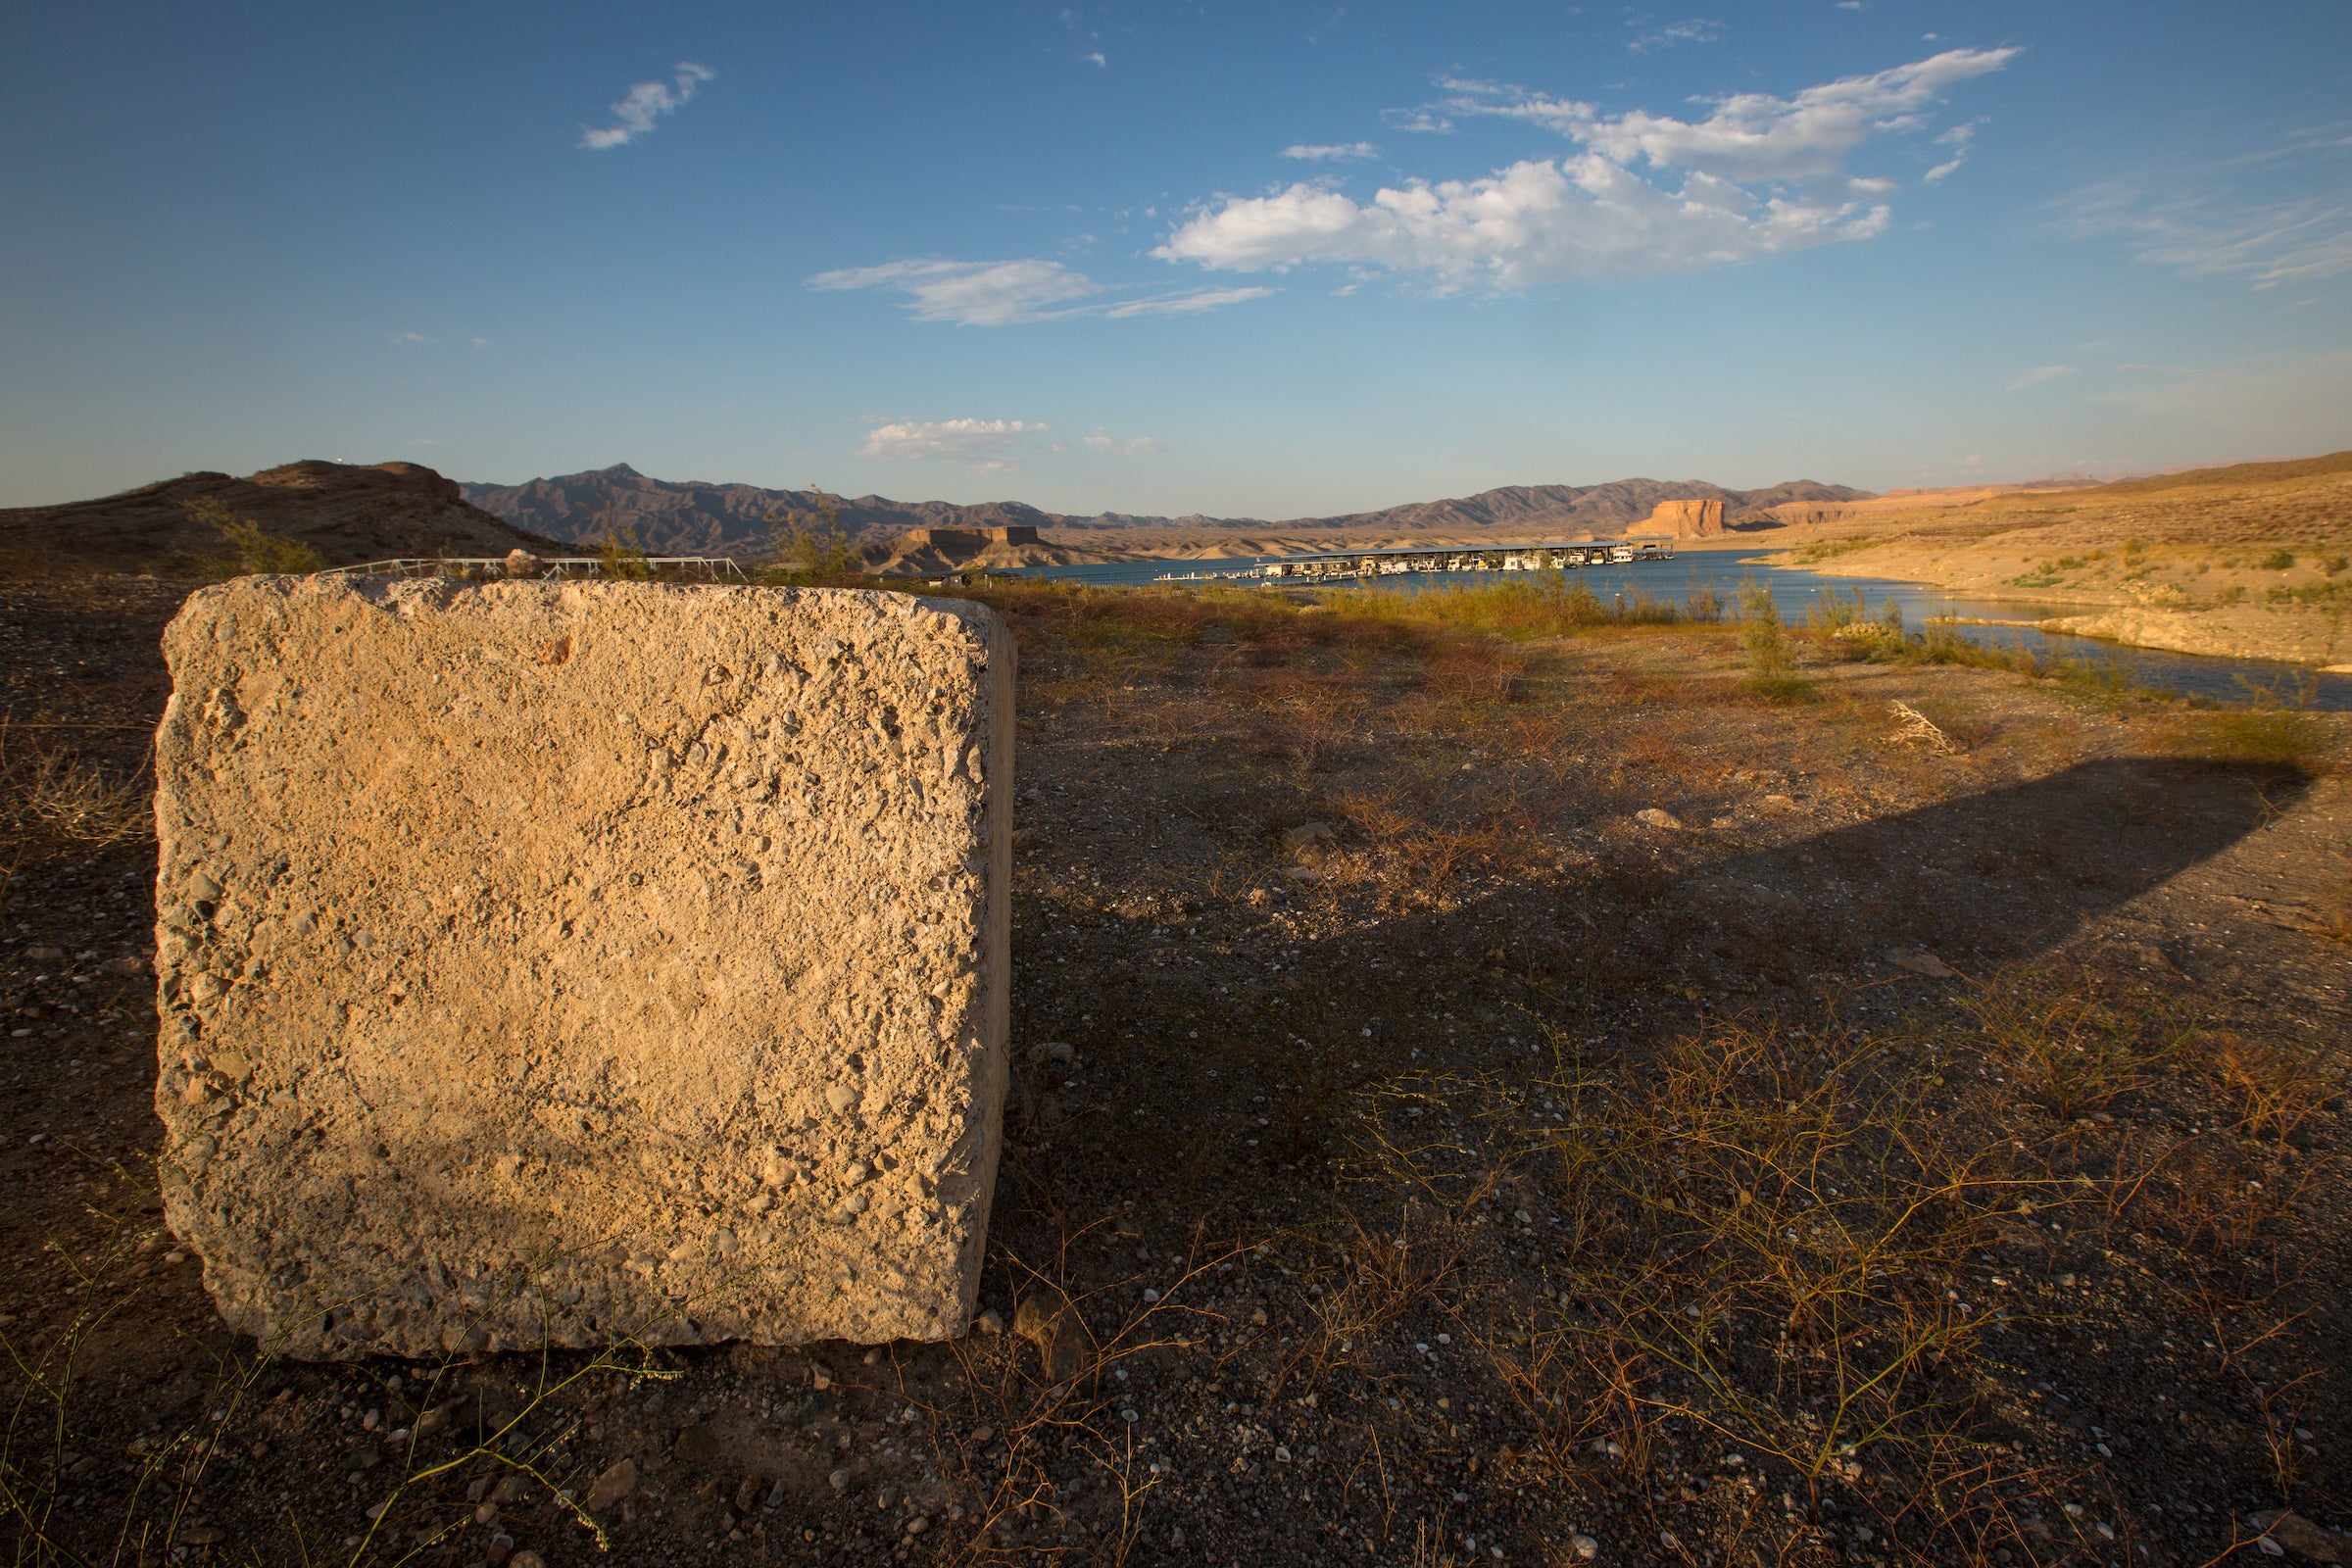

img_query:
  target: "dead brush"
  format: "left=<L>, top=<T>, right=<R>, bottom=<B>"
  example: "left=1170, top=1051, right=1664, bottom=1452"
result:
left=2194, top=1031, right=2334, bottom=1146
left=1, top=1152, right=690, bottom=1567
left=933, top=1234, right=1250, bottom=1564
left=1332, top=1016, right=2121, bottom=1563
left=0, top=724, right=153, bottom=851
left=1951, top=964, right=2191, bottom=1121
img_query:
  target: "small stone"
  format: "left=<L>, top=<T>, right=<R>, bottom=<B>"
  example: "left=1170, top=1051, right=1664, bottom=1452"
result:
left=474, top=1502, right=500, bottom=1525
left=674, top=1425, right=718, bottom=1465
left=1015, top=1287, right=1096, bottom=1383
left=1635, top=808, right=1685, bottom=830
left=585, top=1456, right=637, bottom=1513
left=1282, top=821, right=1338, bottom=852
left=875, top=1485, right=898, bottom=1510
left=975, top=1309, right=1004, bottom=1335
left=177, top=1525, right=227, bottom=1545
left=1571, top=1535, right=1599, bottom=1561
left=969, top=1424, right=996, bottom=1446
left=509, top=1553, right=545, bottom=1568
left=906, top=1516, right=929, bottom=1536
left=2250, top=1511, right=2351, bottom=1562
left=1886, top=948, right=1958, bottom=979
left=1761, top=794, right=1796, bottom=811
left=24, top=947, right=64, bottom=962
left=829, top=1468, right=852, bottom=1494
left=484, top=1536, right=514, bottom=1568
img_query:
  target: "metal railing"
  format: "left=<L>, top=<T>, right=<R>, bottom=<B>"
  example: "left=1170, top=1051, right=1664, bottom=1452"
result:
left=324, top=556, right=750, bottom=583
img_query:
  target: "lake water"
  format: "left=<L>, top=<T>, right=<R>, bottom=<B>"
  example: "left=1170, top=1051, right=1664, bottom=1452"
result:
left=1010, top=550, right=2352, bottom=711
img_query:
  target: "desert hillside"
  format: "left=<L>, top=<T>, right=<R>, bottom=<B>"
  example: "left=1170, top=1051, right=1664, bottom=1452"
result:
left=461, top=465, right=1873, bottom=560
left=0, top=461, right=564, bottom=574
left=1759, top=452, right=2352, bottom=667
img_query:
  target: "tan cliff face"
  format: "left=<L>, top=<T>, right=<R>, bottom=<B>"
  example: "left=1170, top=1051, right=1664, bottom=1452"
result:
left=1635, top=498, right=1727, bottom=538
left=153, top=577, right=1013, bottom=1357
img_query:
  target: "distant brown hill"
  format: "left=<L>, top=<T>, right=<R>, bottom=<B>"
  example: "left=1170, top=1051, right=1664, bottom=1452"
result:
left=1278, top=478, right=1872, bottom=537
left=461, top=464, right=1058, bottom=557
left=461, top=464, right=1874, bottom=558
left=0, top=461, right=564, bottom=574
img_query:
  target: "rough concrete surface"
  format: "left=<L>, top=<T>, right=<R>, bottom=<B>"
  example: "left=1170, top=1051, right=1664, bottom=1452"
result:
left=151, top=576, right=1012, bottom=1358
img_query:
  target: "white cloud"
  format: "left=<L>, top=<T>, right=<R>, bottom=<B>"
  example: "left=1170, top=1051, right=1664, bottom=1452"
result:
left=389, top=330, right=430, bottom=344
left=1084, top=50, right=1106, bottom=68
left=581, top=63, right=715, bottom=151
left=858, top=418, right=1046, bottom=472
left=2057, top=130, right=2352, bottom=289
left=808, top=258, right=1272, bottom=325
left=469, top=336, right=489, bottom=349
left=1084, top=431, right=1168, bottom=455
left=1283, top=141, right=1381, bottom=162
left=810, top=260, right=1097, bottom=325
left=1924, top=122, right=1974, bottom=182
left=1382, top=107, right=1455, bottom=135
left=1101, top=285, right=1273, bottom=318
left=1629, top=18, right=1726, bottom=53
left=2006, top=365, right=2079, bottom=391
left=1160, top=48, right=2013, bottom=287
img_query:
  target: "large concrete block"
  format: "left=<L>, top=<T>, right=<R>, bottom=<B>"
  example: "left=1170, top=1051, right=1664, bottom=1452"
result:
left=152, top=577, right=1012, bottom=1358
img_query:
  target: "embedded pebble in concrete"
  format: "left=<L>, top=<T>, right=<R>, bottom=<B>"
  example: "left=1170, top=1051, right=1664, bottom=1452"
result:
left=151, top=575, right=1013, bottom=1358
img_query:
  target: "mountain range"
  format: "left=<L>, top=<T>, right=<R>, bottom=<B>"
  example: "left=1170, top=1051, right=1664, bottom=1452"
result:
left=460, top=464, right=1873, bottom=558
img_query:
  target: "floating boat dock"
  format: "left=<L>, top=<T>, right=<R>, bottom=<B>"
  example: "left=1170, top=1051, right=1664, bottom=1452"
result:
left=1153, top=540, right=1675, bottom=584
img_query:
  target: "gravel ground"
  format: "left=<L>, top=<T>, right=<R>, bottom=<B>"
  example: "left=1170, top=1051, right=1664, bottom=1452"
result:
left=1, top=575, right=2347, bottom=1568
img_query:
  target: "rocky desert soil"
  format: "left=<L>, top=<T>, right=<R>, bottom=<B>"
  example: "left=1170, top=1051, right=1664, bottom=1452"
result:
left=1753, top=454, right=2352, bottom=670
left=1, top=569, right=2347, bottom=1568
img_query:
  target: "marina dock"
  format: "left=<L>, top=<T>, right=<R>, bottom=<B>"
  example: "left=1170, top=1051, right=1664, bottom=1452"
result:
left=1153, top=540, right=1675, bottom=584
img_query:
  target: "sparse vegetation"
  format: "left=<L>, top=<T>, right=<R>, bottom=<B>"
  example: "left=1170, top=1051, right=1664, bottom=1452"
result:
left=760, top=488, right=862, bottom=584
left=180, top=497, right=325, bottom=576
left=0, top=570, right=2344, bottom=1568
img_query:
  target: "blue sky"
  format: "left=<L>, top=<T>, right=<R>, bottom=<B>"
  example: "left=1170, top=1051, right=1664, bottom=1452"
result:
left=3, top=1, right=2347, bottom=515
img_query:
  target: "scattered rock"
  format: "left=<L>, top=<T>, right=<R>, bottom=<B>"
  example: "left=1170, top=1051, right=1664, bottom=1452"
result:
left=1635, top=808, right=1686, bottom=830
left=674, top=1425, right=718, bottom=1465
left=1885, top=949, right=1958, bottom=979
left=584, top=1456, right=637, bottom=1513
left=829, top=1468, right=852, bottom=1494
left=176, top=1525, right=226, bottom=1546
left=98, top=956, right=148, bottom=977
left=24, top=947, right=63, bottom=962
left=1282, top=821, right=1338, bottom=853
left=1761, top=794, right=1796, bottom=811
left=509, top=1553, right=545, bottom=1568
left=975, top=1308, right=1004, bottom=1336
left=1014, top=1286, right=1097, bottom=1384
left=2252, top=1512, right=2350, bottom=1564
left=1571, top=1534, right=1600, bottom=1560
